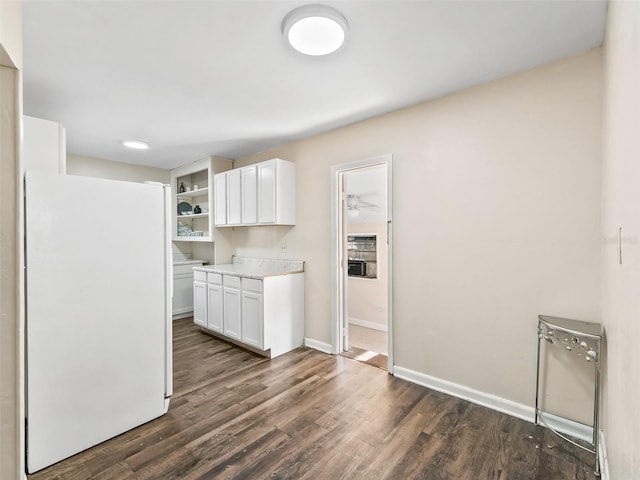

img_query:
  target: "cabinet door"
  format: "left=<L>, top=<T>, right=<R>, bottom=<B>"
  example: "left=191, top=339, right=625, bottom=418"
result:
left=241, top=291, right=263, bottom=349
left=214, top=172, right=227, bottom=226
left=241, top=166, right=257, bottom=225
left=258, top=161, right=276, bottom=224
left=172, top=274, right=194, bottom=315
left=227, top=169, right=242, bottom=225
left=206, top=283, right=223, bottom=333
left=223, top=287, right=241, bottom=340
left=193, top=281, right=207, bottom=327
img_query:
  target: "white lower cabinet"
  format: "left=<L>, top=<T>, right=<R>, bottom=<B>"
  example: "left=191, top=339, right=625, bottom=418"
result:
left=223, top=286, right=241, bottom=340
left=241, top=165, right=258, bottom=224
left=193, top=268, right=304, bottom=357
left=173, top=275, right=195, bottom=315
left=206, top=283, right=223, bottom=333
left=173, top=262, right=205, bottom=319
left=241, top=290, right=263, bottom=349
left=193, top=280, right=207, bottom=327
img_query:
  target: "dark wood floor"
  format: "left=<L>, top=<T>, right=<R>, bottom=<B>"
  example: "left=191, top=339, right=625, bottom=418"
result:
left=30, top=318, right=595, bottom=480
left=341, top=344, right=388, bottom=371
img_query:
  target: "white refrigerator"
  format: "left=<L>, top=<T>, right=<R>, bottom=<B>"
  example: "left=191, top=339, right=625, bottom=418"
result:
left=25, top=171, right=173, bottom=473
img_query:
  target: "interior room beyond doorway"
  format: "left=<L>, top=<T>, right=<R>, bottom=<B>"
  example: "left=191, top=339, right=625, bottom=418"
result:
left=342, top=164, right=389, bottom=370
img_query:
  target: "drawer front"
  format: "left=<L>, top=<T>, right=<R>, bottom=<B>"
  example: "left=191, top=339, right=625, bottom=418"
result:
left=242, top=277, right=263, bottom=293
left=223, top=274, right=241, bottom=288
left=207, top=273, right=222, bottom=284
left=193, top=270, right=207, bottom=282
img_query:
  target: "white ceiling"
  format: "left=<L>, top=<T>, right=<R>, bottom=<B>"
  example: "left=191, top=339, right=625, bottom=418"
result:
left=23, top=1, right=607, bottom=170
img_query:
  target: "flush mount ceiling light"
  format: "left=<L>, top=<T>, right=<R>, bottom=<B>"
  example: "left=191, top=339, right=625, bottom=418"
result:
left=282, top=4, right=349, bottom=56
left=123, top=140, right=150, bottom=150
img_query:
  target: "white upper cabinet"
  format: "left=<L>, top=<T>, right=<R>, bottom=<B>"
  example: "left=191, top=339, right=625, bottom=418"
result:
left=226, top=169, right=242, bottom=225
left=241, top=165, right=258, bottom=225
left=214, top=158, right=295, bottom=228
left=258, top=158, right=295, bottom=225
left=258, top=161, right=276, bottom=224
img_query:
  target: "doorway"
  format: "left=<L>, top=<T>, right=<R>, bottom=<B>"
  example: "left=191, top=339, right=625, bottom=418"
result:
left=331, top=155, right=393, bottom=373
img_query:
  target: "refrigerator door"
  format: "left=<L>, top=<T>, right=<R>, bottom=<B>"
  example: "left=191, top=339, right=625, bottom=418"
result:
left=25, top=172, right=169, bottom=473
left=163, top=184, right=173, bottom=403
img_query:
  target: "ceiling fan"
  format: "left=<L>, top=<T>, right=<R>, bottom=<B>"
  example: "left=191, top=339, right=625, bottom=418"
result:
left=346, top=194, right=380, bottom=218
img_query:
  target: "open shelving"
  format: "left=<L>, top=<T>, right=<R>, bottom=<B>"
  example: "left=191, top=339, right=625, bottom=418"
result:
left=171, top=158, right=214, bottom=242
left=170, top=156, right=233, bottom=242
left=176, top=187, right=209, bottom=199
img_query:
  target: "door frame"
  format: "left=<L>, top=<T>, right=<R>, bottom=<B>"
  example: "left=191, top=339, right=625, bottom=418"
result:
left=330, top=154, right=393, bottom=373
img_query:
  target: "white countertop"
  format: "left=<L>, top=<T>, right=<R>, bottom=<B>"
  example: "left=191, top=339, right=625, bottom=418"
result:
left=173, top=259, right=207, bottom=266
left=193, top=257, right=304, bottom=279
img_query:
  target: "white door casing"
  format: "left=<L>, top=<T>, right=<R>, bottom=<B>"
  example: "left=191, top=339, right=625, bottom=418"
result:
left=330, top=155, right=393, bottom=372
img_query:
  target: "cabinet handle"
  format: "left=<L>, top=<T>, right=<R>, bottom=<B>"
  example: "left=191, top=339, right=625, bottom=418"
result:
left=619, top=227, right=623, bottom=265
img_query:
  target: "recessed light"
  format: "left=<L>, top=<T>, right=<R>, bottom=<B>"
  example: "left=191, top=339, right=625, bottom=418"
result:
left=123, top=140, right=150, bottom=150
left=282, top=4, right=349, bottom=56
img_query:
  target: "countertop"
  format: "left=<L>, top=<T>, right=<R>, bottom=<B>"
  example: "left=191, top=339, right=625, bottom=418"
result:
left=173, top=259, right=207, bottom=266
left=193, top=257, right=304, bottom=280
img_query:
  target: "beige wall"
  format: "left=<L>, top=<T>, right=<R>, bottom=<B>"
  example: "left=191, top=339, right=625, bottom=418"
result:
left=601, top=1, right=640, bottom=476
left=0, top=2, right=22, bottom=479
left=347, top=222, right=388, bottom=329
left=232, top=49, right=603, bottom=417
left=67, top=153, right=170, bottom=184
left=0, top=0, right=22, bottom=69
left=0, top=63, right=20, bottom=480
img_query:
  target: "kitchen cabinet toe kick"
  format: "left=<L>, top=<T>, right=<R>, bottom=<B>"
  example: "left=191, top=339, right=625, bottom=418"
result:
left=197, top=327, right=272, bottom=357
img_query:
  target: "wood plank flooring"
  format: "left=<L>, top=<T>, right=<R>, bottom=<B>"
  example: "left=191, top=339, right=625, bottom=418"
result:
left=29, top=318, right=596, bottom=480
left=341, top=345, right=388, bottom=371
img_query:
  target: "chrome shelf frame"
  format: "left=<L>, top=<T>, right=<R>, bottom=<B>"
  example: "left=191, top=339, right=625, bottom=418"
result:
left=535, top=314, right=604, bottom=477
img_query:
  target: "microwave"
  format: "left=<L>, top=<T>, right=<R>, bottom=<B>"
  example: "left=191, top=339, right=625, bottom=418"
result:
left=348, top=259, right=367, bottom=277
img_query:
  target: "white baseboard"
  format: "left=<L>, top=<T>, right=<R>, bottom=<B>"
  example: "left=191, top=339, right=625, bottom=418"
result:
left=536, top=411, right=592, bottom=443
left=348, top=317, right=388, bottom=332
left=598, top=429, right=610, bottom=479
left=393, top=366, right=531, bottom=421
left=304, top=337, right=333, bottom=354
left=393, top=366, right=592, bottom=443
